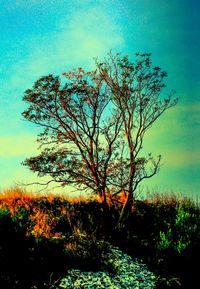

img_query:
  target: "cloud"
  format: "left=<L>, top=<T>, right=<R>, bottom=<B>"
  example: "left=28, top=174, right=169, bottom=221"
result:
left=1, top=2, right=125, bottom=138
left=0, top=2, right=125, bottom=125
left=144, top=102, right=200, bottom=140
left=60, top=7, right=124, bottom=63
left=161, top=149, right=200, bottom=167
left=141, top=102, right=200, bottom=168
left=0, top=134, right=37, bottom=157
left=8, top=5, right=124, bottom=84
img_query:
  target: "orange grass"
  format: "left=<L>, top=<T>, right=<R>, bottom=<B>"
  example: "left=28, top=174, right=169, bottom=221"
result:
left=0, top=186, right=97, bottom=204
left=0, top=187, right=36, bottom=200
left=0, top=187, right=197, bottom=239
left=0, top=187, right=97, bottom=239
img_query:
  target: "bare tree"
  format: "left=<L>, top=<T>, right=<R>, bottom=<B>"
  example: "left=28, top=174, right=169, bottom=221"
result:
left=22, top=68, right=122, bottom=209
left=96, top=52, right=178, bottom=215
left=22, top=52, right=178, bottom=217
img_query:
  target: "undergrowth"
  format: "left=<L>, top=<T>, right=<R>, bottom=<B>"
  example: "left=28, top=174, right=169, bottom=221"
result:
left=0, top=188, right=199, bottom=289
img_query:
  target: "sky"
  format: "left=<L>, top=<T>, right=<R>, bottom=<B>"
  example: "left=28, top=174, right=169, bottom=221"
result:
left=0, top=0, right=199, bottom=197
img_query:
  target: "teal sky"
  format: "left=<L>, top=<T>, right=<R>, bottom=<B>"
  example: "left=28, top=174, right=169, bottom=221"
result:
left=0, top=0, right=199, bottom=197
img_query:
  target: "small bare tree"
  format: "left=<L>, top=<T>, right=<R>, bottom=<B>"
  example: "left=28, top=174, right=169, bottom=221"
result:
left=96, top=52, right=178, bottom=215
left=22, top=68, right=122, bottom=210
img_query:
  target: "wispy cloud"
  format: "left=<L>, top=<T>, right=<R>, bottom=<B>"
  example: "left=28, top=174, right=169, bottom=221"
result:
left=0, top=4, right=124, bottom=191
left=9, top=5, right=124, bottom=85
left=1, top=3, right=125, bottom=143
left=142, top=102, right=200, bottom=168
left=0, top=134, right=37, bottom=157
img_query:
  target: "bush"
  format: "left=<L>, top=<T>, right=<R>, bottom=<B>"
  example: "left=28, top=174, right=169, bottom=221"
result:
left=154, top=201, right=200, bottom=288
left=157, top=202, right=199, bottom=255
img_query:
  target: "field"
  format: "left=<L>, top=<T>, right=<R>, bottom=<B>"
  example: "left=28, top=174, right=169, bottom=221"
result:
left=0, top=187, right=199, bottom=289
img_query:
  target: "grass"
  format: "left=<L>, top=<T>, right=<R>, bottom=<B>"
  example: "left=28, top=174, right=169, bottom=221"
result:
left=0, top=187, right=199, bottom=289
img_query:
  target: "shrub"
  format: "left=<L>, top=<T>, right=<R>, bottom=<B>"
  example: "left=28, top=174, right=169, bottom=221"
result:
left=157, top=203, right=199, bottom=255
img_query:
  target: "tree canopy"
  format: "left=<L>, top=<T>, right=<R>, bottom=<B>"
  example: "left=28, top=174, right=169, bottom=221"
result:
left=22, top=52, right=178, bottom=209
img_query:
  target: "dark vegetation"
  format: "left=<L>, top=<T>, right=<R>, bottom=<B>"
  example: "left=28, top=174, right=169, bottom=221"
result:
left=0, top=189, right=199, bottom=289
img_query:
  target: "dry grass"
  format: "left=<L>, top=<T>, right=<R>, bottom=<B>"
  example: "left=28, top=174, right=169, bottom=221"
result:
left=145, top=191, right=199, bottom=207
left=0, top=187, right=97, bottom=239
left=0, top=186, right=96, bottom=203
left=0, top=186, right=36, bottom=200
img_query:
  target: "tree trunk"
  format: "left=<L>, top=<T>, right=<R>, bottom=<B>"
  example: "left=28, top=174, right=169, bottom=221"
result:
left=99, top=189, right=112, bottom=237
left=117, top=191, right=133, bottom=227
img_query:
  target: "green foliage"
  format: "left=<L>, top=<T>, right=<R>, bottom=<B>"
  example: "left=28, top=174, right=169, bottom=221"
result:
left=0, top=206, right=11, bottom=219
left=174, top=204, right=193, bottom=254
left=12, top=205, right=31, bottom=232
left=157, top=229, right=173, bottom=251
left=157, top=203, right=199, bottom=255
